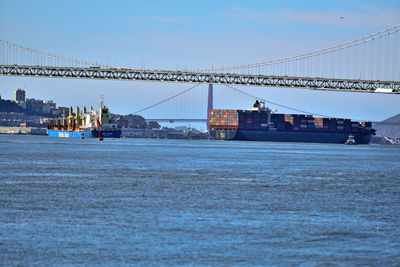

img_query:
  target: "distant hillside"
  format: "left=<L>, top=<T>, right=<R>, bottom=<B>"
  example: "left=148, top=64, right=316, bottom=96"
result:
left=374, top=113, right=400, bottom=138
left=0, top=99, right=26, bottom=113
left=0, top=99, right=57, bottom=117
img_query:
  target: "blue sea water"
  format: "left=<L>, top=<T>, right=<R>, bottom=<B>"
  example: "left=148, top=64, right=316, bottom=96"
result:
left=0, top=135, right=399, bottom=266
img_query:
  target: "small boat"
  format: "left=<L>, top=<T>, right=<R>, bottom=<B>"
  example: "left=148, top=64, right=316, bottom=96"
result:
left=7, top=130, right=20, bottom=135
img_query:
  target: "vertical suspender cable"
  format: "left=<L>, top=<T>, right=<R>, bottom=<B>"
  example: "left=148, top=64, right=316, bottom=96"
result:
left=385, top=34, right=389, bottom=81
left=395, top=32, right=399, bottom=81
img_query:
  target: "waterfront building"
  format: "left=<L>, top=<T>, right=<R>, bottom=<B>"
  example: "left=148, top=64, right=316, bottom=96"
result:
left=14, top=89, right=26, bottom=102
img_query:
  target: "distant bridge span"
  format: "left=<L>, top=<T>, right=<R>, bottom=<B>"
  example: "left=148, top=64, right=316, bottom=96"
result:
left=1, top=65, right=400, bottom=94
left=145, top=119, right=400, bottom=125
left=146, top=119, right=207, bottom=123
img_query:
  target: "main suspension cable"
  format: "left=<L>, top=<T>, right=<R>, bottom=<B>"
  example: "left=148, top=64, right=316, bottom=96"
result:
left=224, top=84, right=333, bottom=117
left=131, top=83, right=201, bottom=114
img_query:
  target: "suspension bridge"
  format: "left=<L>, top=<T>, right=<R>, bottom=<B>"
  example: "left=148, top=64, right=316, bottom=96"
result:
left=1, top=25, right=400, bottom=94
left=1, top=25, right=400, bottom=125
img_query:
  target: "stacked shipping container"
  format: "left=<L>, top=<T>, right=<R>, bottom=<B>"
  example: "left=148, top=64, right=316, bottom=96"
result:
left=243, top=111, right=269, bottom=129
left=209, top=109, right=372, bottom=134
left=209, top=109, right=239, bottom=129
left=314, top=118, right=323, bottom=129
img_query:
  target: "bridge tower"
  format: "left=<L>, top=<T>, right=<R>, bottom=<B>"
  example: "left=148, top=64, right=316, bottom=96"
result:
left=206, top=84, right=213, bottom=129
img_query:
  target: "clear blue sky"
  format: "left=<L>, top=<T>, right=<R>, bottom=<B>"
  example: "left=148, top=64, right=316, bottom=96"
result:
left=1, top=0, right=399, bottom=125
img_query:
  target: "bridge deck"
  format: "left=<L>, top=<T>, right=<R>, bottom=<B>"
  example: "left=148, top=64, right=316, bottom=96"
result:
left=1, top=65, right=399, bottom=93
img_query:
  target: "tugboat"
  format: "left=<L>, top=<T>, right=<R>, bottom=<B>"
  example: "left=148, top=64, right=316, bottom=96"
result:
left=47, top=97, right=122, bottom=138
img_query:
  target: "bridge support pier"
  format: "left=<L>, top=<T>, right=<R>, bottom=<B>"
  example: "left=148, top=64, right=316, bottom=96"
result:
left=207, top=84, right=213, bottom=129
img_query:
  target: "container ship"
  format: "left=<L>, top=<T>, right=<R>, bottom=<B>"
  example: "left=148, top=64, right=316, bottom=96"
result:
left=208, top=101, right=375, bottom=144
left=47, top=99, right=121, bottom=138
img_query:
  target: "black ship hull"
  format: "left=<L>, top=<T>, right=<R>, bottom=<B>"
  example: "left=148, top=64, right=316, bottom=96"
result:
left=210, top=129, right=374, bottom=144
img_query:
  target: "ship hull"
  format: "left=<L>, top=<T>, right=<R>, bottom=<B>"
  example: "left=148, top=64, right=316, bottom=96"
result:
left=48, top=129, right=121, bottom=138
left=91, top=130, right=121, bottom=138
left=210, top=129, right=374, bottom=144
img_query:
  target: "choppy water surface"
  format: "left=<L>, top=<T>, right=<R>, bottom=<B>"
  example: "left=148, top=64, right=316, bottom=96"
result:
left=1, top=135, right=399, bottom=265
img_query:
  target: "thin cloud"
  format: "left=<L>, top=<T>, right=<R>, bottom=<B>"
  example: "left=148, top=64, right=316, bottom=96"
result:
left=215, top=6, right=400, bottom=27
left=150, top=16, right=185, bottom=23
left=124, top=16, right=186, bottom=24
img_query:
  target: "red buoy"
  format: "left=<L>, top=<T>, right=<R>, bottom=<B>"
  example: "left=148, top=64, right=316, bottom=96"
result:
left=98, top=130, right=103, bottom=141
left=81, top=132, right=85, bottom=139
